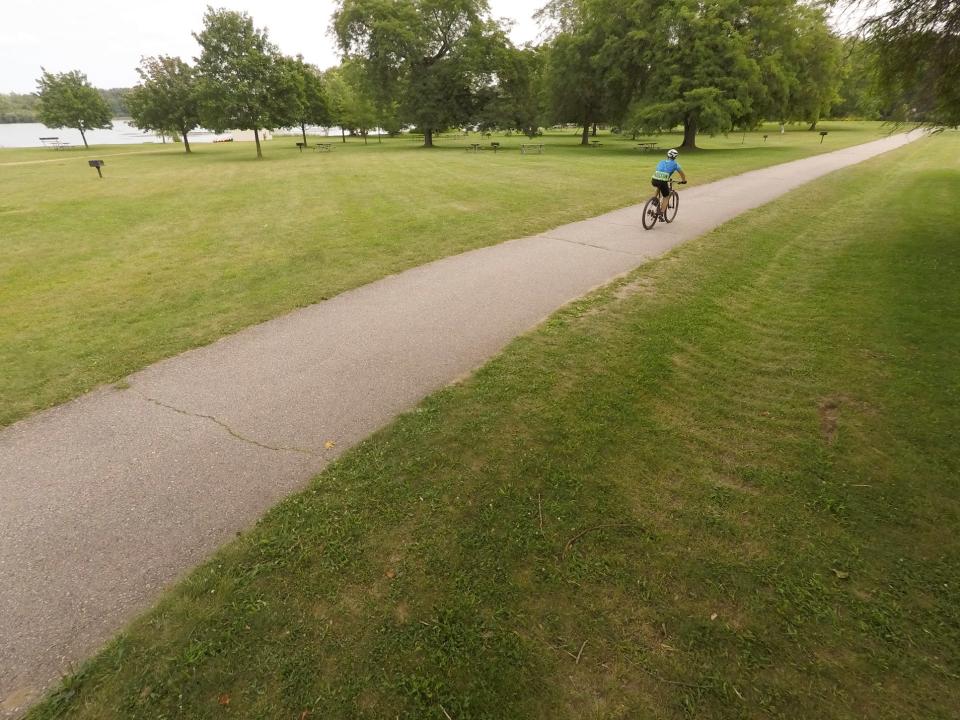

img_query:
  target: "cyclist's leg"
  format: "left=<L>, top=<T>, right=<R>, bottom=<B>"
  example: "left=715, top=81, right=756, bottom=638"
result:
left=653, top=180, right=669, bottom=216
left=660, top=187, right=673, bottom=217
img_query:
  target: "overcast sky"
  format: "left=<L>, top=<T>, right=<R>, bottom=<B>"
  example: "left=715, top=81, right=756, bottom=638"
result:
left=0, top=0, right=547, bottom=93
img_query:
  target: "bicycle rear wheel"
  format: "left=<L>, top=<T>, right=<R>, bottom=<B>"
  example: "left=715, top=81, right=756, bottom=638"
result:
left=642, top=196, right=659, bottom=230
left=664, top=191, right=679, bottom=223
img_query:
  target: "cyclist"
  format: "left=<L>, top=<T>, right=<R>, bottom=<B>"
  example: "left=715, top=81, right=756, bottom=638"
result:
left=651, top=149, right=687, bottom=219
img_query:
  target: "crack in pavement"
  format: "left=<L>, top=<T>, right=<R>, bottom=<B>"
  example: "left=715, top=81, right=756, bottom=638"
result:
left=137, top=393, right=317, bottom=456
left=542, top=234, right=646, bottom=256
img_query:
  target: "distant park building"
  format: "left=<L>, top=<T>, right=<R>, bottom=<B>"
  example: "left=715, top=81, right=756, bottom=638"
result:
left=228, top=129, right=272, bottom=142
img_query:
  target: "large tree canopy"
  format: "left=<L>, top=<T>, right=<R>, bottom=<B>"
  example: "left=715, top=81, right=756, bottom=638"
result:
left=544, top=0, right=842, bottom=148
left=333, top=0, right=508, bottom=147
left=625, top=0, right=767, bottom=148
left=35, top=69, right=113, bottom=149
left=540, top=0, right=651, bottom=144
left=832, top=37, right=883, bottom=119
left=777, top=3, right=843, bottom=129
left=475, top=46, right=545, bottom=136
left=852, top=0, right=960, bottom=126
left=127, top=56, right=201, bottom=152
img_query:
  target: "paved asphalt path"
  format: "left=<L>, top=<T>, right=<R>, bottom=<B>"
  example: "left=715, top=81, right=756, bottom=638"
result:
left=0, top=132, right=918, bottom=716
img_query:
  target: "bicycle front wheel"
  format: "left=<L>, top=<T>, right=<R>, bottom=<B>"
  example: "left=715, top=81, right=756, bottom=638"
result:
left=642, top=196, right=659, bottom=230
left=664, top=191, right=679, bottom=223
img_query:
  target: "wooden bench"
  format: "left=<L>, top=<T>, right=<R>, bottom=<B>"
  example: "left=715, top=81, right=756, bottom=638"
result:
left=635, top=142, right=658, bottom=152
left=314, top=143, right=333, bottom=152
left=520, top=143, right=544, bottom=155
left=39, top=136, right=70, bottom=149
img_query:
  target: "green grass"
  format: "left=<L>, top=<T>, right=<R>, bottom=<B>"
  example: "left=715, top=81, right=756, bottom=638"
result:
left=0, top=121, right=894, bottom=427
left=25, top=132, right=959, bottom=719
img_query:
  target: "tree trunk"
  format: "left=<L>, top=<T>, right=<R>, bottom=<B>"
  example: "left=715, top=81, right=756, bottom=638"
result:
left=591, top=122, right=598, bottom=137
left=253, top=126, right=263, bottom=159
left=681, top=116, right=698, bottom=149
left=424, top=128, right=434, bottom=147
left=377, top=127, right=382, bottom=143
left=79, top=127, right=89, bottom=149
left=363, top=130, right=368, bottom=145
left=181, top=126, right=192, bottom=154
left=341, top=127, right=346, bottom=143
left=580, top=122, right=590, bottom=145
left=301, top=122, right=307, bottom=145
left=808, top=120, right=818, bottom=131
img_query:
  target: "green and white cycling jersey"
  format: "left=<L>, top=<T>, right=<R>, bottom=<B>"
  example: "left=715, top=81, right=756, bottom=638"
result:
left=652, top=158, right=682, bottom=180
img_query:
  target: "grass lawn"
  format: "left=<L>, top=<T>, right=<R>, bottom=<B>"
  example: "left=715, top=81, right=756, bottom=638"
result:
left=0, top=121, right=895, bottom=427
left=25, top=133, right=959, bottom=719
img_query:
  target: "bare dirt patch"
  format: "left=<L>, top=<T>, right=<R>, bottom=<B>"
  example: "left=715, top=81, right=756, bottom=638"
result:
left=614, top=277, right=657, bottom=300
left=818, top=396, right=843, bottom=444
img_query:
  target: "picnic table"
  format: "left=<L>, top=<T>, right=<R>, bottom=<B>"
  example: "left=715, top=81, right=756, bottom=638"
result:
left=466, top=143, right=481, bottom=153
left=589, top=140, right=603, bottom=148
left=482, top=142, right=502, bottom=153
left=520, top=143, right=544, bottom=155
left=39, top=136, right=70, bottom=149
left=635, top=142, right=658, bottom=152
left=314, top=142, right=333, bottom=152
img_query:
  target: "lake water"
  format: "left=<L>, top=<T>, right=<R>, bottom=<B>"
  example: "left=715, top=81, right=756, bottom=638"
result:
left=0, top=121, right=349, bottom=148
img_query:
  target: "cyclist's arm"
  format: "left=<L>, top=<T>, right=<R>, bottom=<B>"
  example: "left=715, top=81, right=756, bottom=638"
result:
left=677, top=169, right=687, bottom=183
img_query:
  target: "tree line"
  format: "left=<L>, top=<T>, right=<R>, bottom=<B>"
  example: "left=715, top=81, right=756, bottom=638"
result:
left=29, top=0, right=956, bottom=154
left=0, top=88, right=126, bottom=124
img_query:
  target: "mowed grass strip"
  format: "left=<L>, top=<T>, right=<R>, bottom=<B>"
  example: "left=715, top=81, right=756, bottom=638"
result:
left=0, top=122, right=893, bottom=427
left=25, top=132, right=959, bottom=719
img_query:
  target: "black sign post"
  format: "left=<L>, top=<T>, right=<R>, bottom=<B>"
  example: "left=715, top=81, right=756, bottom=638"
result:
left=88, top=159, right=105, bottom=178
left=819, top=131, right=828, bottom=144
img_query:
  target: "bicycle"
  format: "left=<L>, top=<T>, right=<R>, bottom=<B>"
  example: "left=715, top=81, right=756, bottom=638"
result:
left=642, top=179, right=686, bottom=230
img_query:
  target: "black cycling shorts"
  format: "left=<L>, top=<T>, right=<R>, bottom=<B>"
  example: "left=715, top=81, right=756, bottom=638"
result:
left=651, top=178, right=671, bottom=197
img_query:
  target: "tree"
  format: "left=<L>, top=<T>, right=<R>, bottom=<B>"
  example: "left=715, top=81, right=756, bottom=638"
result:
left=193, top=7, right=297, bottom=158
left=333, top=0, right=509, bottom=147
left=324, top=60, right=380, bottom=143
left=476, top=46, right=545, bottom=136
left=831, top=38, right=883, bottom=119
left=851, top=0, right=960, bottom=125
left=98, top=88, right=130, bottom=116
left=543, top=26, right=607, bottom=144
left=127, top=56, right=201, bottom=153
left=628, top=0, right=769, bottom=149
left=539, top=0, right=647, bottom=144
left=784, top=5, right=842, bottom=130
left=35, top=69, right=112, bottom=149
left=323, top=67, right=350, bottom=143
left=277, top=56, right=332, bottom=146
